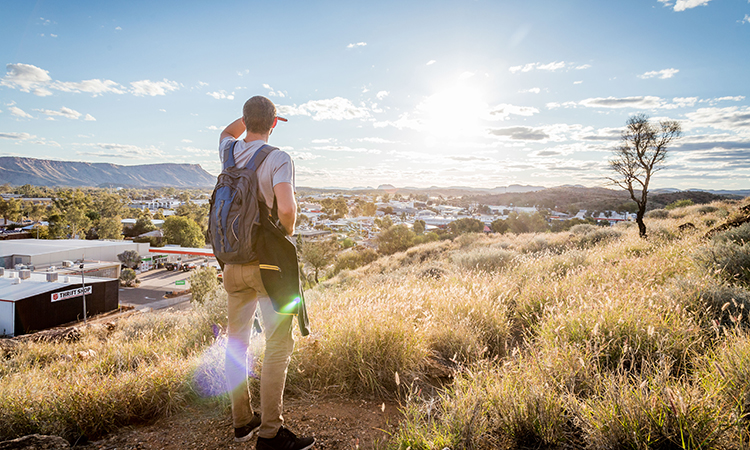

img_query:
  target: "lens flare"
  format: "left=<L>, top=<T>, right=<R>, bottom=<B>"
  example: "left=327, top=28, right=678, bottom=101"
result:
left=192, top=324, right=264, bottom=398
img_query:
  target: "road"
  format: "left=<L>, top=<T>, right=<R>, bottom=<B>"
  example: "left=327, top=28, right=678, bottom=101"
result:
left=119, top=266, right=196, bottom=311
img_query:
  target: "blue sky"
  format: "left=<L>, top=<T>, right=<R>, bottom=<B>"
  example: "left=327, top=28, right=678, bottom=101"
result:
left=1, top=0, right=749, bottom=190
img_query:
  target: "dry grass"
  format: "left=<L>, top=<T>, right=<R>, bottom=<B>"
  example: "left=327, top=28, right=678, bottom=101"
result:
left=3, top=198, right=750, bottom=448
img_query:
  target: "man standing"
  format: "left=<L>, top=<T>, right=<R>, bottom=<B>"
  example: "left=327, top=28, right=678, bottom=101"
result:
left=219, top=95, right=314, bottom=450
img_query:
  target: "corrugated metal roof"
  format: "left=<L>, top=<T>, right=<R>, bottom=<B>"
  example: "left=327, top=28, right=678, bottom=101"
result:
left=0, top=239, right=134, bottom=257
left=0, top=270, right=113, bottom=302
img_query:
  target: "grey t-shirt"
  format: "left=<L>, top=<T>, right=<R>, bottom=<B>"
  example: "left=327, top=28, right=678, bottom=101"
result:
left=219, top=138, right=295, bottom=210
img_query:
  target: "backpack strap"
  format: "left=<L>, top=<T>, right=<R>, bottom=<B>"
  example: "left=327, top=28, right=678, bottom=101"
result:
left=245, top=144, right=277, bottom=171
left=222, top=140, right=239, bottom=171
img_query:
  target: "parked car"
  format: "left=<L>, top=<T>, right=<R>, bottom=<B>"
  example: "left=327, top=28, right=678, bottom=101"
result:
left=182, top=262, right=197, bottom=272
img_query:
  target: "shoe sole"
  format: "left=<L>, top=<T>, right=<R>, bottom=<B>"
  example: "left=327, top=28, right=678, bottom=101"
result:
left=234, top=425, right=260, bottom=443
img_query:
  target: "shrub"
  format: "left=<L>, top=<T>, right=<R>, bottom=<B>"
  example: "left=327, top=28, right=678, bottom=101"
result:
left=668, top=276, right=750, bottom=331
left=665, top=199, right=694, bottom=210
left=646, top=209, right=670, bottom=219
left=697, top=205, right=718, bottom=215
left=189, top=266, right=219, bottom=304
left=712, top=222, right=750, bottom=246
left=331, top=248, right=378, bottom=275
left=119, top=268, right=137, bottom=287
left=694, top=241, right=750, bottom=286
left=376, top=224, right=416, bottom=255
left=451, top=247, right=517, bottom=272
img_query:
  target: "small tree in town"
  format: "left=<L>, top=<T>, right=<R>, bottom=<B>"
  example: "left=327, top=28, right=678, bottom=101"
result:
left=609, top=113, right=681, bottom=238
left=163, top=215, right=204, bottom=247
left=117, top=250, right=141, bottom=269
left=119, top=268, right=137, bottom=287
left=301, top=239, right=340, bottom=283
left=189, top=266, right=219, bottom=304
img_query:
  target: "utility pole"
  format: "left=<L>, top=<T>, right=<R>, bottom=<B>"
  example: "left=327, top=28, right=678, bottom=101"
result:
left=79, top=262, right=87, bottom=324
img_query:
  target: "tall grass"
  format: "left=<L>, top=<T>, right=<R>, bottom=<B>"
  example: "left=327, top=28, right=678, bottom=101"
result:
left=0, top=289, right=226, bottom=441
left=3, top=198, right=750, bottom=448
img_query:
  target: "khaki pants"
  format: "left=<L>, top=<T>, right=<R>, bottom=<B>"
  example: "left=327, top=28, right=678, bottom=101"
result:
left=224, top=262, right=295, bottom=438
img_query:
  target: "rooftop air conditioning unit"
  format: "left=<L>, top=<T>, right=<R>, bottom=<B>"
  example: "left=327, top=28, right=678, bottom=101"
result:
left=12, top=278, right=21, bottom=285
left=19, top=269, right=31, bottom=280
left=62, top=260, right=73, bottom=268
left=63, top=276, right=70, bottom=283
left=46, top=272, right=59, bottom=283
left=0, top=268, right=4, bottom=277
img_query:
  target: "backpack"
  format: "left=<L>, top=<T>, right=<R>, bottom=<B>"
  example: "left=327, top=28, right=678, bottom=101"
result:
left=208, top=141, right=277, bottom=265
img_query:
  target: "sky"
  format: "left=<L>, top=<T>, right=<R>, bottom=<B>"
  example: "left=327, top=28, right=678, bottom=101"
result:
left=1, top=0, right=749, bottom=191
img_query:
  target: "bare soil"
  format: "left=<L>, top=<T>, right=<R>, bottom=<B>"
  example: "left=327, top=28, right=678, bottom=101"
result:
left=79, top=397, right=401, bottom=450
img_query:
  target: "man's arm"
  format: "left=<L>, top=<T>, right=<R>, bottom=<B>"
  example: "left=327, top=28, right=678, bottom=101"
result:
left=220, top=118, right=245, bottom=143
left=273, top=182, right=297, bottom=236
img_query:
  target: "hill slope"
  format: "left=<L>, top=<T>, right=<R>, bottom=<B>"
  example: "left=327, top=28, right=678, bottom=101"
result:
left=0, top=157, right=215, bottom=188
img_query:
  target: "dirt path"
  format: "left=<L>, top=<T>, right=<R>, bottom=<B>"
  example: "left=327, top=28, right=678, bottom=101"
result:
left=81, top=397, right=402, bottom=449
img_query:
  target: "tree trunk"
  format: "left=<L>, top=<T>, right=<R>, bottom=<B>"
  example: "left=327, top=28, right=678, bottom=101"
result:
left=636, top=207, right=647, bottom=238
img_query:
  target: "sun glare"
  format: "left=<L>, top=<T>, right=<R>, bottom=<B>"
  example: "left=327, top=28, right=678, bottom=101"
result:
left=418, top=85, right=489, bottom=140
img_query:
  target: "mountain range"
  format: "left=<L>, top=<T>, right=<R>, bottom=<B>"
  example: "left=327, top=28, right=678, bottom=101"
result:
left=0, top=157, right=216, bottom=188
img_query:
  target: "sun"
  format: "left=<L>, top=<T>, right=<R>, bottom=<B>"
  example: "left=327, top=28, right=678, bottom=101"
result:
left=418, top=84, right=489, bottom=140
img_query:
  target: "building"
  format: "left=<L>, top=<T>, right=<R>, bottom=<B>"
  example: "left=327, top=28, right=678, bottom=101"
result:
left=0, top=268, right=118, bottom=337
left=0, top=239, right=149, bottom=272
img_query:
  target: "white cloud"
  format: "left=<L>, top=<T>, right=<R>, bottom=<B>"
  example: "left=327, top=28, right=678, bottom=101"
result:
left=488, top=103, right=540, bottom=120
left=357, top=137, right=396, bottom=144
left=181, top=147, right=214, bottom=156
left=579, top=96, right=664, bottom=109
left=207, top=90, right=235, bottom=100
left=9, top=106, right=32, bottom=118
left=182, top=139, right=193, bottom=143
left=263, top=84, right=286, bottom=98
left=672, top=0, right=712, bottom=12
left=519, top=87, right=541, bottom=94
left=573, top=81, right=583, bottom=85
left=683, top=106, right=750, bottom=131
left=35, top=106, right=82, bottom=119
left=79, top=142, right=164, bottom=158
left=376, top=90, right=389, bottom=100
left=50, top=34, right=57, bottom=38
left=130, top=79, right=179, bottom=96
left=198, top=81, right=209, bottom=87
left=459, top=71, right=475, bottom=80
left=639, top=68, right=679, bottom=79
left=278, top=97, right=371, bottom=121
left=426, top=60, right=436, bottom=65
left=84, top=114, right=96, bottom=121
left=313, top=145, right=381, bottom=154
left=0, top=132, right=34, bottom=140
left=115, top=26, right=122, bottom=31
left=50, top=79, right=125, bottom=96
left=742, top=14, right=750, bottom=24
left=311, top=138, right=335, bottom=144
left=510, top=61, right=567, bottom=73
left=575, top=64, right=591, bottom=70
left=347, top=42, right=367, bottom=48
left=289, top=151, right=322, bottom=160
left=0, top=63, right=53, bottom=96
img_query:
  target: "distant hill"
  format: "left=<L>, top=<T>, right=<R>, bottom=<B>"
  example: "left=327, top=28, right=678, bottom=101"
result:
left=0, top=157, right=216, bottom=188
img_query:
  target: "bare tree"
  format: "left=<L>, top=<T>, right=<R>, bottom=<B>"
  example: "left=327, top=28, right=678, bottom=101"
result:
left=608, top=113, right=681, bottom=238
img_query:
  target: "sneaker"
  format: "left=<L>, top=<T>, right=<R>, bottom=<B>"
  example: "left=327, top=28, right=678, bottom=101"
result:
left=256, top=426, right=314, bottom=450
left=234, top=412, right=262, bottom=443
